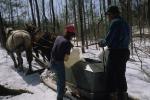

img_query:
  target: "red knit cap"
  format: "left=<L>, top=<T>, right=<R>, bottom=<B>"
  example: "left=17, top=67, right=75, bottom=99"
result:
left=65, top=24, right=75, bottom=33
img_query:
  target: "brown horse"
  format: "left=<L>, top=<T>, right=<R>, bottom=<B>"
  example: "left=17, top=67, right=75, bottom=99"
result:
left=25, top=24, right=56, bottom=62
left=5, top=28, right=33, bottom=74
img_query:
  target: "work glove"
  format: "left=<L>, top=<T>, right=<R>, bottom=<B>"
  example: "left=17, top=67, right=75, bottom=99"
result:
left=98, top=39, right=106, bottom=47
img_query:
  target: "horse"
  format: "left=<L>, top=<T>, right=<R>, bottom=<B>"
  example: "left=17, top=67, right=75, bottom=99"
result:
left=33, top=32, right=55, bottom=61
left=25, top=24, right=56, bottom=62
left=5, top=28, right=33, bottom=74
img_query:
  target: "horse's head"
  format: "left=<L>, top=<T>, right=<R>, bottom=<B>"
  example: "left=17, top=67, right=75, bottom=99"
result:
left=25, top=23, right=36, bottom=33
left=5, top=27, right=13, bottom=38
left=24, top=23, right=41, bottom=40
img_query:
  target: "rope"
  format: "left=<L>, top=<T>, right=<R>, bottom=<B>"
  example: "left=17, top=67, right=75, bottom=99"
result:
left=33, top=42, right=51, bottom=49
left=40, top=37, right=54, bottom=44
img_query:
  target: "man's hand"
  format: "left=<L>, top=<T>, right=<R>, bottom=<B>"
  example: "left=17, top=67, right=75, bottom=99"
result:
left=98, top=39, right=106, bottom=47
left=64, top=54, right=69, bottom=61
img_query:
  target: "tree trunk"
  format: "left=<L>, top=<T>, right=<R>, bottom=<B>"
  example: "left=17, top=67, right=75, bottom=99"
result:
left=42, top=0, right=45, bottom=31
left=90, top=0, right=98, bottom=49
left=136, top=0, right=143, bottom=41
left=114, top=0, right=117, bottom=5
left=78, top=0, right=85, bottom=53
left=49, top=0, right=53, bottom=25
left=42, top=0, right=48, bottom=32
left=148, top=0, right=150, bottom=34
left=0, top=12, right=6, bottom=48
left=127, top=0, right=134, bottom=55
left=102, top=0, right=106, bottom=14
left=29, top=0, right=36, bottom=26
left=83, top=0, right=88, bottom=49
left=99, top=0, right=103, bottom=19
left=51, top=0, right=56, bottom=33
left=72, top=0, right=78, bottom=46
left=148, top=0, right=150, bottom=25
left=10, top=0, right=14, bottom=26
left=108, top=0, right=111, bottom=6
left=34, top=0, right=41, bottom=28
left=103, top=0, right=108, bottom=31
left=65, top=0, right=68, bottom=24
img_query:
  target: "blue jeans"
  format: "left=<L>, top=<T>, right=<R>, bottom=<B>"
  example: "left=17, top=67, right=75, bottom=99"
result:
left=51, top=61, right=65, bottom=100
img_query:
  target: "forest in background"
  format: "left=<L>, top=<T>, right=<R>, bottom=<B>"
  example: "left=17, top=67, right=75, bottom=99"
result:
left=0, top=0, right=150, bottom=96
left=0, top=0, right=150, bottom=52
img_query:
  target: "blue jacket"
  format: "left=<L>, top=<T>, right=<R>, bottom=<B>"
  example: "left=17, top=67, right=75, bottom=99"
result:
left=104, top=16, right=131, bottom=49
left=51, top=36, right=72, bottom=61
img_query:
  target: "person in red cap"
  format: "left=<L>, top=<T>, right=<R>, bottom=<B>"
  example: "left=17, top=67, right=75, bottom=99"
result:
left=49, top=24, right=75, bottom=100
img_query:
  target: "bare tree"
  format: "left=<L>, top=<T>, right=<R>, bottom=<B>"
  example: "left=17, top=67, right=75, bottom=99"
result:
left=65, top=0, right=68, bottom=24
left=42, top=0, right=48, bottom=32
left=99, top=0, right=103, bottom=19
left=148, top=0, right=150, bottom=34
left=9, top=0, right=14, bottom=26
left=34, top=0, right=41, bottom=28
left=29, top=0, right=36, bottom=26
left=102, top=0, right=106, bottom=15
left=0, top=12, right=6, bottom=48
left=78, top=0, right=85, bottom=53
left=108, top=0, right=111, bottom=6
left=49, top=0, right=53, bottom=24
left=83, top=0, right=88, bottom=49
left=127, top=0, right=134, bottom=55
left=71, top=0, right=79, bottom=46
left=90, top=0, right=98, bottom=49
left=50, top=0, right=56, bottom=33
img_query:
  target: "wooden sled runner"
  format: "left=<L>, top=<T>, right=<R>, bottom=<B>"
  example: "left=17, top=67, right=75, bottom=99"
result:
left=40, top=70, right=78, bottom=100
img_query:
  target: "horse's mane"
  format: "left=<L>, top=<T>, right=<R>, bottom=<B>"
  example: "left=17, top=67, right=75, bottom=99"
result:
left=12, top=30, right=29, bottom=34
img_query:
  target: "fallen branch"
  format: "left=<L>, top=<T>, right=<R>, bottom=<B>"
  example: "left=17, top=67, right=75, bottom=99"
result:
left=134, top=46, right=150, bottom=57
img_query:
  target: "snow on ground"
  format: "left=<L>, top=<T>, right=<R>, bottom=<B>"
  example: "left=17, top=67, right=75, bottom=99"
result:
left=0, top=44, right=150, bottom=100
left=126, top=56, right=150, bottom=100
left=0, top=48, right=57, bottom=100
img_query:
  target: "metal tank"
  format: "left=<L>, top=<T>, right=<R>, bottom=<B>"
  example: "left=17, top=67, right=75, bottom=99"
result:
left=65, top=48, right=109, bottom=100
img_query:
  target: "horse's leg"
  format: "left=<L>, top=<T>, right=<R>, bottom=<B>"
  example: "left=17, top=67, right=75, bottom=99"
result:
left=9, top=53, right=18, bottom=68
left=47, top=50, right=51, bottom=61
left=23, top=34, right=33, bottom=74
left=35, top=51, right=39, bottom=58
left=16, top=52, right=24, bottom=72
left=33, top=48, right=39, bottom=58
left=41, top=52, right=46, bottom=62
left=26, top=49, right=33, bottom=74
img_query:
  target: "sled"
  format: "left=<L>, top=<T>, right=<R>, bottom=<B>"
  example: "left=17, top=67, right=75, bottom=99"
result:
left=40, top=71, right=79, bottom=100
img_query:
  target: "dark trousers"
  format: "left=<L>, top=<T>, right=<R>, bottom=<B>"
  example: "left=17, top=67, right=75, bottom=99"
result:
left=51, top=61, right=65, bottom=100
left=106, top=49, right=130, bottom=93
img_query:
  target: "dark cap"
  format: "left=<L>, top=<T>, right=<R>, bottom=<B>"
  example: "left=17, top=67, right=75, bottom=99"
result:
left=106, top=6, right=120, bottom=15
